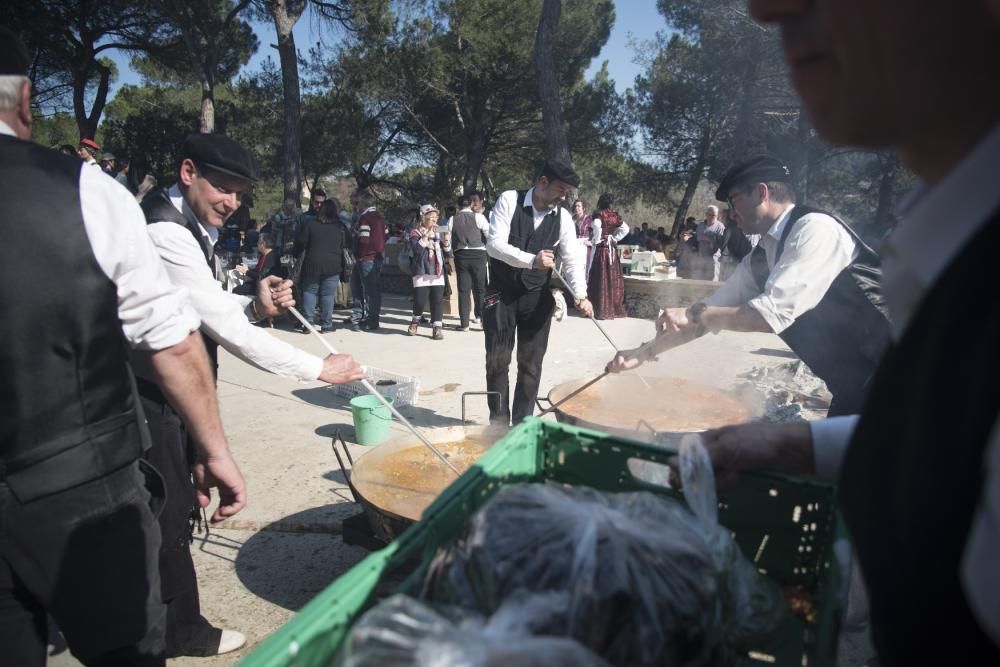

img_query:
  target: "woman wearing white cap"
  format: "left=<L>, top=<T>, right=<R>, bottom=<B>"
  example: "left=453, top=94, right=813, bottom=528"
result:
left=407, top=204, right=447, bottom=339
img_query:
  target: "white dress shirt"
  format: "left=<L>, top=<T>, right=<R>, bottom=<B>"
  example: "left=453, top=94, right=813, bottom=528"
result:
left=808, top=123, right=1000, bottom=643
left=590, top=215, right=630, bottom=246
left=0, top=121, right=201, bottom=351
left=486, top=187, right=587, bottom=298
left=146, top=185, right=323, bottom=382
left=703, top=206, right=859, bottom=333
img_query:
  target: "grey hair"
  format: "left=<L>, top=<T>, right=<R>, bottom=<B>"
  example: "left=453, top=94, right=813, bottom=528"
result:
left=706, top=205, right=719, bottom=216
left=0, top=75, right=28, bottom=110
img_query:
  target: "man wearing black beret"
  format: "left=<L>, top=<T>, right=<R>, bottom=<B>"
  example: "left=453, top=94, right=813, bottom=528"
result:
left=610, top=154, right=891, bottom=418
left=484, top=159, right=593, bottom=425
left=137, top=133, right=364, bottom=656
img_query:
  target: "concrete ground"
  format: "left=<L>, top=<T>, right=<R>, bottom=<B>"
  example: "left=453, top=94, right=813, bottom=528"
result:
left=48, top=294, right=821, bottom=667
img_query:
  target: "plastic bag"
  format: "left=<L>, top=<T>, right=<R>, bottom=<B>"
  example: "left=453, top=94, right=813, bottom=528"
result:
left=550, top=288, right=567, bottom=321
left=422, top=436, right=784, bottom=666
left=423, top=483, right=721, bottom=667
left=678, top=434, right=786, bottom=648
left=339, top=593, right=611, bottom=667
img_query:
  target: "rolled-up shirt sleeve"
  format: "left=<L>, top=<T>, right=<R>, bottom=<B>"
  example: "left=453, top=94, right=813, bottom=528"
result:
left=747, top=214, right=858, bottom=333
left=703, top=253, right=760, bottom=307
left=612, top=220, right=629, bottom=242
left=79, top=167, right=200, bottom=350
left=146, top=222, right=323, bottom=382
left=556, top=209, right=587, bottom=298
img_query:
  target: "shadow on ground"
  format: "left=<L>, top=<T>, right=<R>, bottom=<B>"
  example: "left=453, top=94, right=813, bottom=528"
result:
left=230, top=505, right=369, bottom=611
left=750, top=347, right=798, bottom=359
left=293, top=386, right=467, bottom=431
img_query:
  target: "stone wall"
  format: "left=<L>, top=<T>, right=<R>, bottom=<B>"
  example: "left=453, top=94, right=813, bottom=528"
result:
left=624, top=277, right=719, bottom=319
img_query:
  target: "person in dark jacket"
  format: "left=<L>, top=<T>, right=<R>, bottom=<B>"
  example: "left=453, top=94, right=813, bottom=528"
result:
left=294, top=199, right=347, bottom=333
left=407, top=204, right=447, bottom=340
left=233, top=233, right=283, bottom=297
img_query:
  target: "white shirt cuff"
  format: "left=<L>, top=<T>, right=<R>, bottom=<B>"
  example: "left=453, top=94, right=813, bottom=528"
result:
left=809, top=415, right=859, bottom=482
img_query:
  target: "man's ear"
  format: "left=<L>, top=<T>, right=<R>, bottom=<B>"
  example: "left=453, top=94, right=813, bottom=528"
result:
left=757, top=182, right=769, bottom=204
left=17, top=79, right=32, bottom=137
left=178, top=158, right=197, bottom=187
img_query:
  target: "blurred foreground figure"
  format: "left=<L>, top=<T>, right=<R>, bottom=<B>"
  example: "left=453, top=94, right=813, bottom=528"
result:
left=698, top=0, right=1000, bottom=664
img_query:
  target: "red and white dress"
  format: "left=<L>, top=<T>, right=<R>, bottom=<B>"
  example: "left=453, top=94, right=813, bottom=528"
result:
left=587, top=208, right=629, bottom=320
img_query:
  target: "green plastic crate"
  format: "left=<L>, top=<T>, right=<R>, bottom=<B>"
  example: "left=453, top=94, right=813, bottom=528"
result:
left=241, top=418, right=847, bottom=667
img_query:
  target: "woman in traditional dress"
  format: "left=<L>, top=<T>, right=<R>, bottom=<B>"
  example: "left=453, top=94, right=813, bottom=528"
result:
left=572, top=198, right=594, bottom=278
left=587, top=193, right=630, bottom=320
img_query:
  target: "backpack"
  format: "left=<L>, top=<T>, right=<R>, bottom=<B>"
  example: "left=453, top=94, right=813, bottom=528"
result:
left=397, top=236, right=417, bottom=275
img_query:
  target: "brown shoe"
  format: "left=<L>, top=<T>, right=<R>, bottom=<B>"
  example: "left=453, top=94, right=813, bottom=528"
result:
left=432, top=326, right=444, bottom=340
left=407, top=322, right=419, bottom=336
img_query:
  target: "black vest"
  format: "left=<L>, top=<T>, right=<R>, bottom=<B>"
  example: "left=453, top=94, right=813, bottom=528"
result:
left=451, top=210, right=485, bottom=251
left=840, top=213, right=1000, bottom=665
left=140, top=189, right=219, bottom=377
left=751, top=206, right=891, bottom=415
left=488, top=190, right=562, bottom=293
left=0, top=135, right=148, bottom=500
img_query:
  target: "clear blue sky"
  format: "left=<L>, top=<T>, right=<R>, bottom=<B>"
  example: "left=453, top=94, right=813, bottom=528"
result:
left=108, top=1, right=666, bottom=100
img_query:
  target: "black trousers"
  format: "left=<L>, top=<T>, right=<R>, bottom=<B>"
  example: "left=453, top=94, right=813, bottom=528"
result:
left=140, top=395, right=220, bottom=658
left=454, top=251, right=487, bottom=327
left=483, top=287, right=555, bottom=424
left=0, top=461, right=166, bottom=666
left=412, top=284, right=444, bottom=324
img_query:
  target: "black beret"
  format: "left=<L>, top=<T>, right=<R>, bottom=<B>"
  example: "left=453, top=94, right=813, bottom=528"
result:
left=181, top=133, right=257, bottom=182
left=541, top=159, right=581, bottom=188
left=0, top=26, right=30, bottom=77
left=715, top=155, right=792, bottom=202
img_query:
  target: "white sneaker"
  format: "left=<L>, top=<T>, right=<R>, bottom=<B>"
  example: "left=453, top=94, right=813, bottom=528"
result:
left=217, top=629, right=247, bottom=654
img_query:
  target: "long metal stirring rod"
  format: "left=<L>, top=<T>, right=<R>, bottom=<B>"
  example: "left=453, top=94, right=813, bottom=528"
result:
left=286, top=306, right=461, bottom=476
left=551, top=264, right=651, bottom=389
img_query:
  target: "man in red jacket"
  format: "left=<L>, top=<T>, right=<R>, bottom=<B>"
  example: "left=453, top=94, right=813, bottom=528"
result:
left=349, top=188, right=387, bottom=331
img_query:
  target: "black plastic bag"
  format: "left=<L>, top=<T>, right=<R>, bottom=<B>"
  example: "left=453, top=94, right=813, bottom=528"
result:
left=422, top=436, right=784, bottom=666
left=422, top=484, right=721, bottom=666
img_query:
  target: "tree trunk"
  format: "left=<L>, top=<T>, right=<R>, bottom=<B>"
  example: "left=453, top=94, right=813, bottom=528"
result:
left=199, top=79, right=215, bottom=133
left=270, top=0, right=305, bottom=205
left=462, top=128, right=487, bottom=194
left=671, top=124, right=712, bottom=237
left=533, top=0, right=570, bottom=164
left=72, top=60, right=111, bottom=140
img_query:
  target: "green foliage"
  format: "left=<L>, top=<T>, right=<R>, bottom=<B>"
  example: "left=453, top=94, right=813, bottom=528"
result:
left=31, top=112, right=83, bottom=149
left=1, top=0, right=159, bottom=134
left=100, top=84, right=203, bottom=182
left=141, top=0, right=259, bottom=88
left=329, top=0, right=617, bottom=201
left=632, top=0, right=914, bottom=229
